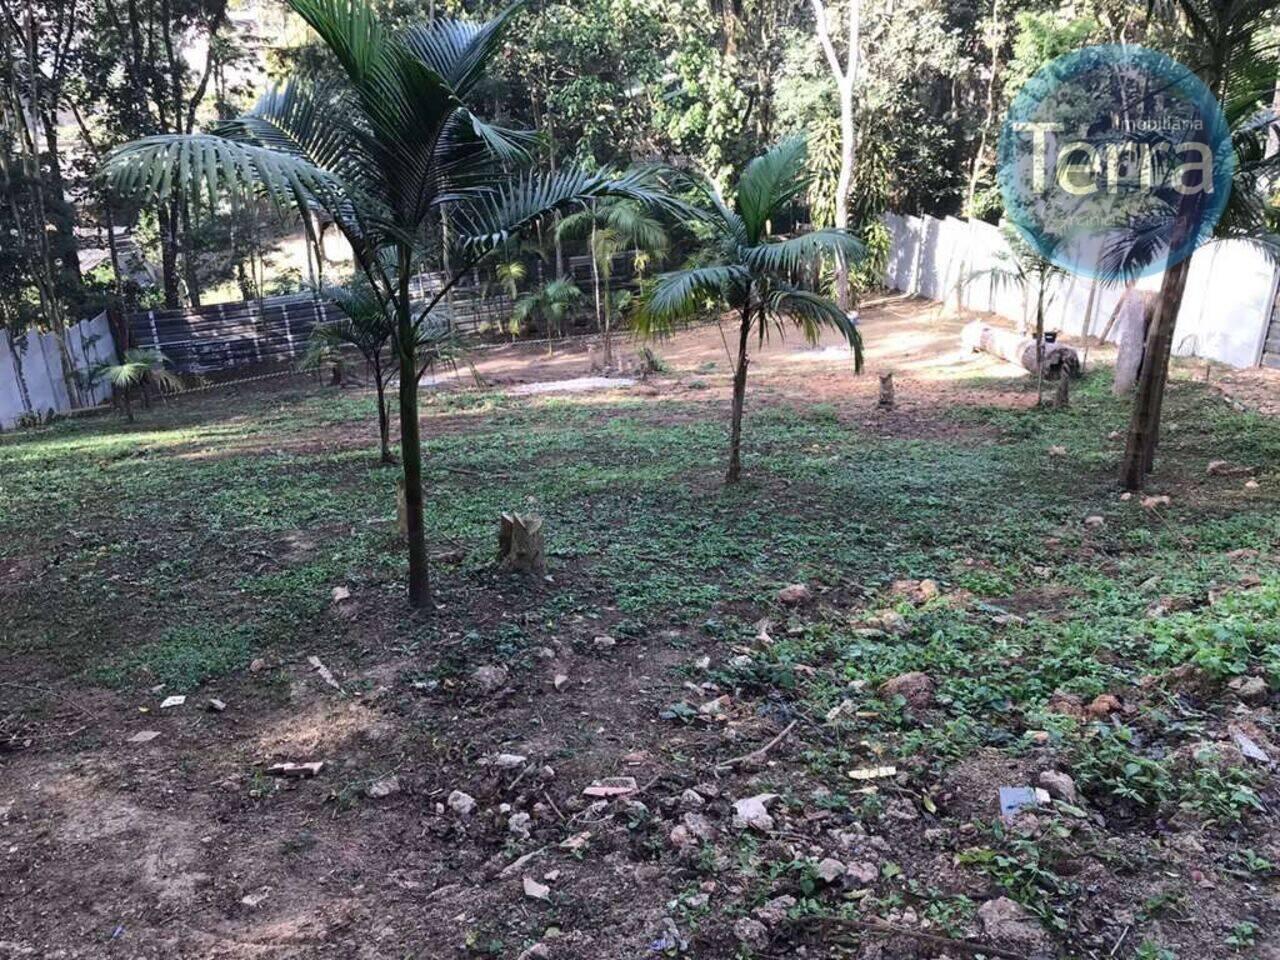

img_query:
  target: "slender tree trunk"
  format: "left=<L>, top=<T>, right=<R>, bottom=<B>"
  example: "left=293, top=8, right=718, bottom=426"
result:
left=964, top=0, right=1002, bottom=217
left=811, top=0, right=859, bottom=309
left=1119, top=256, right=1192, bottom=490
left=396, top=249, right=430, bottom=607
left=726, top=304, right=753, bottom=484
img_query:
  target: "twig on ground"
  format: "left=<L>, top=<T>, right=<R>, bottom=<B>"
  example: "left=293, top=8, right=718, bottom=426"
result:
left=715, top=720, right=798, bottom=772
left=803, top=916, right=1030, bottom=960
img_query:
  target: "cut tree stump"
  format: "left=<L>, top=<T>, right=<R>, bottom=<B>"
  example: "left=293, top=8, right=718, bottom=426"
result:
left=961, top=321, right=1080, bottom=380
left=877, top=372, right=895, bottom=410
left=498, top=513, right=546, bottom=576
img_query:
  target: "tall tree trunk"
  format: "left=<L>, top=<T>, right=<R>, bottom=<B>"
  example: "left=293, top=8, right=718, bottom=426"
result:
left=377, top=380, right=394, bottom=464
left=1119, top=256, right=1192, bottom=490
left=396, top=249, right=430, bottom=607
left=811, top=0, right=859, bottom=309
left=159, top=202, right=181, bottom=308
left=726, top=304, right=752, bottom=484
left=964, top=0, right=1002, bottom=217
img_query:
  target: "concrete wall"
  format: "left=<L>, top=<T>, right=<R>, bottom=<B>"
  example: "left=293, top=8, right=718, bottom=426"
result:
left=882, top=213, right=1279, bottom=369
left=1, top=312, right=115, bottom=429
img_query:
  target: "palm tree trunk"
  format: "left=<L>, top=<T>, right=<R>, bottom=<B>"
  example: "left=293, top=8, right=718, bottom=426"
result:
left=396, top=252, right=430, bottom=607
left=375, top=360, right=394, bottom=465
left=727, top=305, right=752, bottom=484
left=1119, top=256, right=1192, bottom=490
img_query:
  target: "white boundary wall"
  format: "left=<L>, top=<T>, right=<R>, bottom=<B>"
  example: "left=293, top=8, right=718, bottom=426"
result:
left=882, top=213, right=1278, bottom=369
left=1, top=312, right=115, bottom=429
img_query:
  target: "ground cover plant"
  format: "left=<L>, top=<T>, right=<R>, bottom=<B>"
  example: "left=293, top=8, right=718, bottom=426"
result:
left=1, top=307, right=1277, bottom=959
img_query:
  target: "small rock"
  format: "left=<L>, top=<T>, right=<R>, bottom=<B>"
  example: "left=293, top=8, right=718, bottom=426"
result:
left=1245, top=479, right=1260, bottom=489
left=880, top=671, right=935, bottom=708
left=1083, top=515, right=1105, bottom=528
left=977, top=897, right=1050, bottom=952
left=668, top=824, right=693, bottom=848
left=754, top=894, right=796, bottom=926
left=846, top=860, right=878, bottom=884
left=267, top=761, right=324, bottom=778
left=777, top=583, right=812, bottom=606
left=682, top=812, right=716, bottom=841
left=128, top=730, right=161, bottom=744
left=1037, top=770, right=1078, bottom=804
left=1228, top=675, right=1268, bottom=704
left=249, top=658, right=267, bottom=673
left=917, top=578, right=939, bottom=600
left=732, top=793, right=778, bottom=833
left=1028, top=730, right=1051, bottom=745
left=366, top=775, right=401, bottom=799
left=1207, top=460, right=1254, bottom=477
left=679, top=789, right=705, bottom=810
left=733, top=917, right=769, bottom=950
left=522, top=876, right=551, bottom=901
left=331, top=585, right=351, bottom=603
left=448, top=790, right=476, bottom=816
left=1086, top=693, right=1121, bottom=718
left=1048, top=445, right=1067, bottom=457
left=593, top=635, right=616, bottom=650
left=583, top=776, right=637, bottom=798
left=472, top=664, right=509, bottom=693
left=487, top=752, right=528, bottom=770
left=207, top=698, right=227, bottom=713
left=553, top=673, right=568, bottom=691
left=160, top=695, right=186, bottom=709
left=240, top=888, right=270, bottom=909
left=508, top=812, right=532, bottom=839
left=815, top=858, right=845, bottom=883
left=1141, top=494, right=1171, bottom=509
left=516, top=944, right=550, bottom=960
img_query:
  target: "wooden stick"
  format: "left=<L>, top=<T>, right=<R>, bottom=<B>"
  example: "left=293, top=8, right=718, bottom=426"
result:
left=715, top=720, right=798, bottom=771
left=803, top=916, right=1032, bottom=960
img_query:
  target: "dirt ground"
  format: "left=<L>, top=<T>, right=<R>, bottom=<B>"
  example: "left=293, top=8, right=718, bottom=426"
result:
left=2, top=297, right=1278, bottom=960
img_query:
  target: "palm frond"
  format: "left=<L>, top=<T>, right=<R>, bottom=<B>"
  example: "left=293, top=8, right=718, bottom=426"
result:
left=744, top=228, right=863, bottom=276
left=399, top=2, right=525, bottom=98
left=764, top=286, right=863, bottom=367
left=633, top=264, right=751, bottom=336
left=734, top=137, right=809, bottom=243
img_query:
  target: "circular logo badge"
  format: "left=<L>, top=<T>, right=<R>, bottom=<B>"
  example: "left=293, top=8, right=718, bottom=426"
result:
left=997, top=44, right=1234, bottom=279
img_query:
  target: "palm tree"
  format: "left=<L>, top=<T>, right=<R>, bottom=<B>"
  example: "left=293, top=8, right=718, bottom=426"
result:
left=637, top=138, right=865, bottom=483
left=557, top=199, right=669, bottom=367
left=90, top=349, right=184, bottom=423
left=101, top=0, right=671, bottom=607
left=512, top=277, right=583, bottom=342
left=1107, top=0, right=1280, bottom=489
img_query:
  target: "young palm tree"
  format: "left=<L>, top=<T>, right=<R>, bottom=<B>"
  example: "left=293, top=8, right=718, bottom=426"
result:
left=1106, top=0, right=1280, bottom=489
left=512, top=278, right=583, bottom=342
left=557, top=200, right=669, bottom=367
left=637, top=139, right=864, bottom=483
left=91, top=350, right=184, bottom=423
left=101, top=0, right=671, bottom=607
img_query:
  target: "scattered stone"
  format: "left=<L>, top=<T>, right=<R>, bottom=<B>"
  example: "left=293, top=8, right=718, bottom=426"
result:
left=815, top=858, right=845, bottom=883
left=1083, top=515, right=1105, bottom=528
left=846, top=860, right=878, bottom=884
left=160, top=695, right=186, bottom=709
left=472, top=664, right=509, bottom=693
left=880, top=671, right=934, bottom=708
left=486, top=753, right=529, bottom=770
left=448, top=790, right=476, bottom=816
left=754, top=895, right=796, bottom=926
left=1086, top=693, right=1121, bottom=718
left=522, top=876, right=551, bottom=901
left=366, top=775, right=401, bottom=799
left=1141, top=494, right=1171, bottom=509
left=1119, top=491, right=1132, bottom=501
left=207, top=698, right=227, bottom=713
left=508, top=812, right=532, bottom=839
left=249, top=658, right=267, bottom=673
left=583, top=777, right=637, bottom=798
left=593, top=635, right=616, bottom=650
left=1229, top=726, right=1271, bottom=765
left=679, top=789, right=706, bottom=810
left=1028, top=730, right=1051, bottom=745
left=240, top=888, right=270, bottom=909
left=553, top=673, right=569, bottom=691
left=1046, top=691, right=1084, bottom=718
left=917, top=578, right=939, bottom=600
left=977, top=896, right=1050, bottom=953
left=733, top=917, right=769, bottom=950
left=1048, top=445, right=1067, bottom=457
left=698, top=695, right=730, bottom=717
left=516, top=944, right=550, bottom=960
left=1245, top=479, right=1260, bottom=489
left=267, top=761, right=324, bottom=778
left=331, top=585, right=351, bottom=603
left=560, top=830, right=591, bottom=852
left=1037, top=770, right=1078, bottom=804
left=777, top=583, right=812, bottom=606
left=307, top=655, right=343, bottom=692
left=694, top=655, right=712, bottom=670
left=682, top=812, right=716, bottom=842
left=1228, top=675, right=1268, bottom=704
left=732, top=793, right=778, bottom=833
left=128, top=730, right=161, bottom=744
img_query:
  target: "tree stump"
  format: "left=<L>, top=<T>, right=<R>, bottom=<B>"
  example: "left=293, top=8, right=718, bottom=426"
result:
left=498, top=513, right=546, bottom=576
left=877, top=372, right=895, bottom=410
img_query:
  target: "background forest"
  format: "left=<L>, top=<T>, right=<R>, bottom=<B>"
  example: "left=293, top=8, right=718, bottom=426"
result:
left=1, top=0, right=1209, bottom=336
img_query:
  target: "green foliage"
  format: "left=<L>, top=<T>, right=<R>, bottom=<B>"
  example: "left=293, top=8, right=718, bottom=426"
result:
left=97, top=623, right=256, bottom=691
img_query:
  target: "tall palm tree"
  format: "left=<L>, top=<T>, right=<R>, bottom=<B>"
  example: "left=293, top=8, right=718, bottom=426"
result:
left=100, top=0, right=671, bottom=607
left=637, top=139, right=865, bottom=483
left=512, top=277, right=583, bottom=342
left=557, top=199, right=669, bottom=367
left=90, top=349, right=184, bottom=423
left=1108, top=0, right=1280, bottom=489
